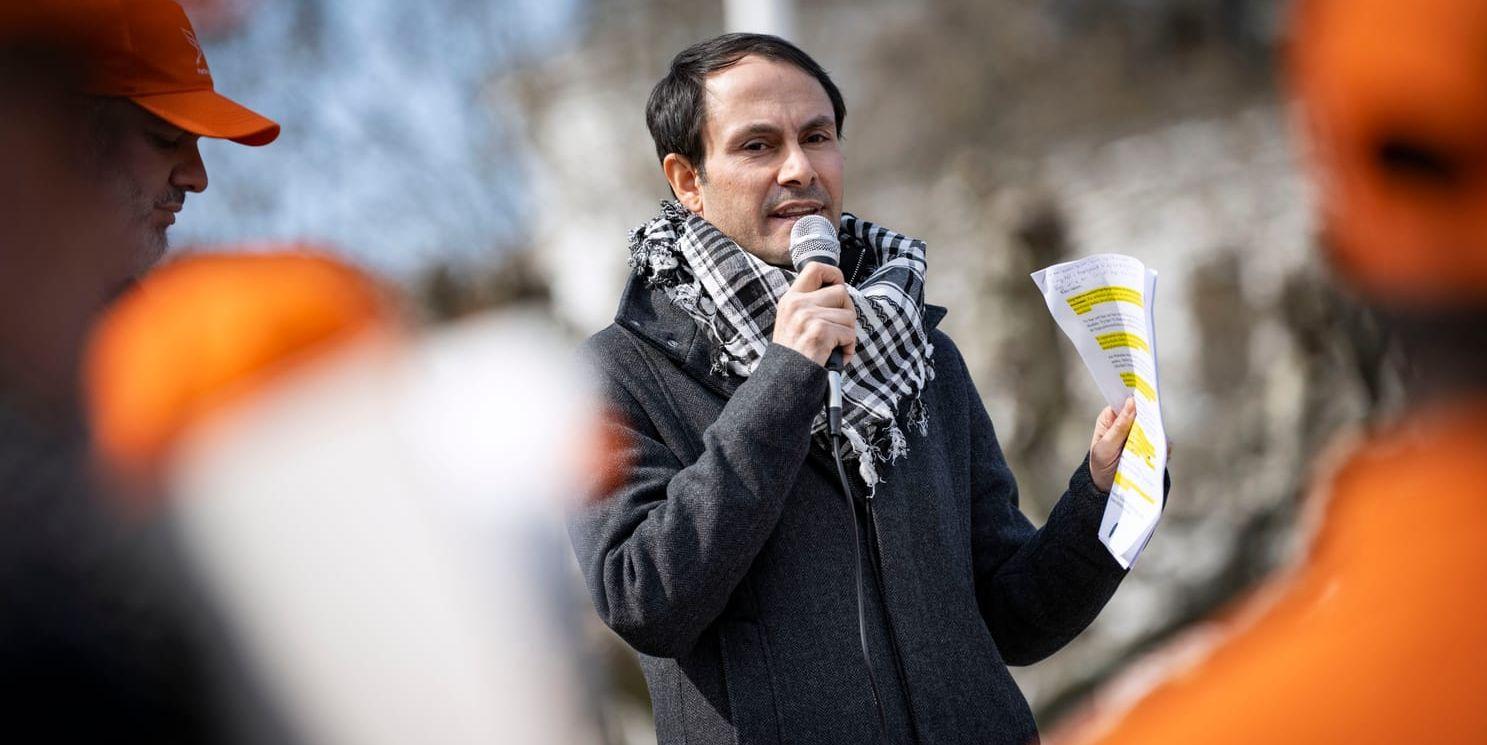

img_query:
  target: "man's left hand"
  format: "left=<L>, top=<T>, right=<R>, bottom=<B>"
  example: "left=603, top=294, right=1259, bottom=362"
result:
left=1088, top=398, right=1136, bottom=493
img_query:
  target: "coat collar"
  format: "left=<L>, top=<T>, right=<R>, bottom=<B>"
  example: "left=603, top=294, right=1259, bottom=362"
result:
left=612, top=273, right=948, bottom=397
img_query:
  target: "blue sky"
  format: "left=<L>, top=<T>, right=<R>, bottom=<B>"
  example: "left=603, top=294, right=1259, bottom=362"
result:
left=175, top=0, right=582, bottom=277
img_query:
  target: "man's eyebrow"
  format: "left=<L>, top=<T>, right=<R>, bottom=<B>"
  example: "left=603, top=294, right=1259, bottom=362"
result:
left=727, top=115, right=836, bottom=141
left=800, top=114, right=834, bottom=132
left=729, top=121, right=784, bottom=140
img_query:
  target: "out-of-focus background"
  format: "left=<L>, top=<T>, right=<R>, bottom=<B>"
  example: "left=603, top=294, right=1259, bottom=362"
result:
left=175, top=0, right=1393, bottom=740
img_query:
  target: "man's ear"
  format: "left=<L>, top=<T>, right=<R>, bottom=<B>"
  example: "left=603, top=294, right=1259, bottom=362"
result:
left=662, top=153, right=704, bottom=214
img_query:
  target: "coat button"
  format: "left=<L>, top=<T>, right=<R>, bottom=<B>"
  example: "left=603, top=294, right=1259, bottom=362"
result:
left=666, top=339, right=679, bottom=348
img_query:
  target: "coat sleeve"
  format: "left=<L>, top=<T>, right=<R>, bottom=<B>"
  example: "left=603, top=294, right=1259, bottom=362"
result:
left=568, top=339, right=827, bottom=658
left=959, top=343, right=1151, bottom=666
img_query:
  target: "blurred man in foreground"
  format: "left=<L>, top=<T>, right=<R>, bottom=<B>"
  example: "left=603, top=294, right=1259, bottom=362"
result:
left=0, top=1, right=276, bottom=736
left=1049, top=0, right=1487, bottom=743
left=0, top=0, right=277, bottom=417
left=570, top=33, right=1162, bottom=744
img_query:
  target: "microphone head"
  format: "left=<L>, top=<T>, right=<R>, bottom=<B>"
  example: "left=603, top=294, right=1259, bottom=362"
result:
left=789, top=214, right=840, bottom=271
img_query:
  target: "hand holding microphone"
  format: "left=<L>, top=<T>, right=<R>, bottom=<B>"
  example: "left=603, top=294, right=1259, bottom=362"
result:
left=776, top=214, right=855, bottom=435
left=774, top=214, right=855, bottom=367
left=772, top=263, right=856, bottom=367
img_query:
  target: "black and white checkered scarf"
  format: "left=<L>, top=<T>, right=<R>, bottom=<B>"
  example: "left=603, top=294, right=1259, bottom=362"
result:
left=628, top=201, right=934, bottom=489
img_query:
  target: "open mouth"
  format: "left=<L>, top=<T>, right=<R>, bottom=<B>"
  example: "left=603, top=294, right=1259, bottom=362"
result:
left=768, top=203, right=824, bottom=221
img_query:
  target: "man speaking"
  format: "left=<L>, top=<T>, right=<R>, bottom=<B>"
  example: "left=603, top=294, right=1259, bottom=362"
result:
left=570, top=33, right=1154, bottom=744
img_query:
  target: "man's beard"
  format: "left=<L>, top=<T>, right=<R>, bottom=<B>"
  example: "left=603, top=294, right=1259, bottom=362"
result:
left=123, top=179, right=185, bottom=276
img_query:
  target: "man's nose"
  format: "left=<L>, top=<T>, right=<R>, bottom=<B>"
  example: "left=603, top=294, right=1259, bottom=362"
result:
left=172, top=139, right=209, bottom=194
left=777, top=143, right=817, bottom=188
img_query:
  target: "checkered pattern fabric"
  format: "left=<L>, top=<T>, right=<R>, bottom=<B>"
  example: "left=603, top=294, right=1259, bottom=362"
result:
left=628, top=201, right=934, bottom=487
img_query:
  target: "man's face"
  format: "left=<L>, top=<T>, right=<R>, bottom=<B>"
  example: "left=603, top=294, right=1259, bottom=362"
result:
left=90, top=100, right=210, bottom=280
left=0, top=79, right=211, bottom=405
left=676, top=56, right=844, bottom=267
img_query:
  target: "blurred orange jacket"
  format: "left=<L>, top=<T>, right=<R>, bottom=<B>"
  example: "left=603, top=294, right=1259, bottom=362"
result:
left=1051, top=400, right=1487, bottom=745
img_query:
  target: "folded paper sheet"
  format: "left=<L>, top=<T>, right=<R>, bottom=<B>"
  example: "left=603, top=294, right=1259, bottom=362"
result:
left=1032, top=254, right=1165, bottom=568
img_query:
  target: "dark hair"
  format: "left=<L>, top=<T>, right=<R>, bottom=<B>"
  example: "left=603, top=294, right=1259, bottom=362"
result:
left=646, top=33, right=846, bottom=180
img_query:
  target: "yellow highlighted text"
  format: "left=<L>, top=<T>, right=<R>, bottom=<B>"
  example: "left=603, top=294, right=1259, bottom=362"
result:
left=1120, top=372, right=1156, bottom=401
left=1096, top=331, right=1150, bottom=352
left=1114, top=472, right=1158, bottom=505
left=1067, top=286, right=1143, bottom=315
left=1125, top=422, right=1157, bottom=466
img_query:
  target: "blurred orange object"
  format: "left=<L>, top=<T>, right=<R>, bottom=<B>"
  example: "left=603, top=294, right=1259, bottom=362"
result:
left=85, top=250, right=395, bottom=481
left=88, top=254, right=611, bottom=742
left=1290, top=0, right=1487, bottom=305
left=580, top=404, right=634, bottom=504
left=0, top=0, right=279, bottom=145
left=1049, top=401, right=1487, bottom=745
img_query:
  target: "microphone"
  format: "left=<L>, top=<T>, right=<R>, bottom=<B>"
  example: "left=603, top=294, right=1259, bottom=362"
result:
left=789, top=214, right=846, bottom=436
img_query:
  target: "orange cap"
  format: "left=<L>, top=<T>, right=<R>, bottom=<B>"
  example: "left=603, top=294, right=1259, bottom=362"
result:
left=85, top=250, right=396, bottom=482
left=0, top=0, right=279, bottom=145
left=1289, top=0, right=1487, bottom=305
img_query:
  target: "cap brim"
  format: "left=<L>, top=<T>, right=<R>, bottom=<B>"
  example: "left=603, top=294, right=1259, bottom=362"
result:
left=131, top=89, right=280, bottom=146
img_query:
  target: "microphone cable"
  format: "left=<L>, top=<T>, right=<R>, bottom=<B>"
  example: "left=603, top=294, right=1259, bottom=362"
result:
left=831, top=426, right=889, bottom=742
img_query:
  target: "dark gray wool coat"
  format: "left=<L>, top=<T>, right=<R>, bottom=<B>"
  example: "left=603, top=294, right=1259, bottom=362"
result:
left=571, top=273, right=1142, bottom=745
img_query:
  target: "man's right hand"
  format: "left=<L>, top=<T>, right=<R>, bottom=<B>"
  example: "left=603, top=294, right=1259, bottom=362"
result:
left=772, top=262, right=857, bottom=367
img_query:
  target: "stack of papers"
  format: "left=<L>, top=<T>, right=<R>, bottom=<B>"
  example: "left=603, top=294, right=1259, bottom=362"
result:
left=1032, top=254, right=1166, bottom=569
